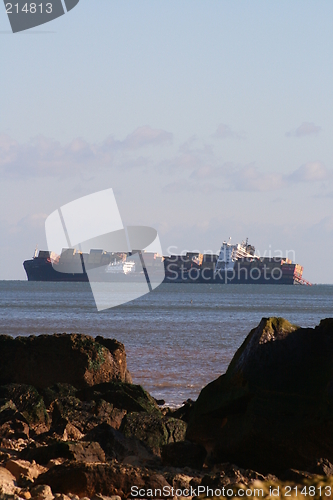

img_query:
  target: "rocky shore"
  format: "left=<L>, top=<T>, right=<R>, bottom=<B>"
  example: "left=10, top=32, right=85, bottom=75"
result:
left=1, top=318, right=333, bottom=499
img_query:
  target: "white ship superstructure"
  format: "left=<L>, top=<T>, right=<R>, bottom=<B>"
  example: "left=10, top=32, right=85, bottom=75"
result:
left=106, top=259, right=136, bottom=274
left=215, top=238, right=258, bottom=274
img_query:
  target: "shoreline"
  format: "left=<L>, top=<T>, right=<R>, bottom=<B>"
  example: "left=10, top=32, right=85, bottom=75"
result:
left=2, top=282, right=333, bottom=408
left=1, top=317, right=333, bottom=498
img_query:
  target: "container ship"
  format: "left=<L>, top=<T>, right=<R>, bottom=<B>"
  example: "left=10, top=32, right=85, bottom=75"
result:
left=163, top=239, right=311, bottom=285
left=23, top=238, right=311, bottom=285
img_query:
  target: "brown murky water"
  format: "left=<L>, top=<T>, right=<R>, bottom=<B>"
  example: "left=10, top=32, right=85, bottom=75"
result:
left=1, top=281, right=332, bottom=406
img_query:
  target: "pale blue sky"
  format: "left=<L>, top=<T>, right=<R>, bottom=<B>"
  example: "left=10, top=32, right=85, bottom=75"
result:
left=1, top=0, right=333, bottom=283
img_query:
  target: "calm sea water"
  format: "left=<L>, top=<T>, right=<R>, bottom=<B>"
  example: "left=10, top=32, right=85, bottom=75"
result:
left=0, top=281, right=332, bottom=406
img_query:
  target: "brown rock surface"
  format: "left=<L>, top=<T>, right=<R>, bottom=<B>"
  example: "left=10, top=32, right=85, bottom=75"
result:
left=35, top=462, right=171, bottom=497
left=5, top=458, right=47, bottom=481
left=83, top=423, right=156, bottom=465
left=0, top=334, right=130, bottom=389
left=21, top=441, right=106, bottom=465
left=30, top=483, right=54, bottom=500
left=0, top=465, right=18, bottom=494
left=121, top=412, right=187, bottom=455
left=187, top=317, right=333, bottom=473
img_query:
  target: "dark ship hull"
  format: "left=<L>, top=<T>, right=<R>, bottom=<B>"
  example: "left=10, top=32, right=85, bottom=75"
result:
left=24, top=252, right=310, bottom=285
left=23, top=250, right=155, bottom=284
left=163, top=267, right=299, bottom=285
left=23, top=258, right=88, bottom=282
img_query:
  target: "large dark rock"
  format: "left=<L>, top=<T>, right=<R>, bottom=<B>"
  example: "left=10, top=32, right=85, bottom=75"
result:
left=77, top=381, right=160, bottom=414
left=0, top=415, right=30, bottom=441
left=50, top=396, right=97, bottom=434
left=21, top=440, right=105, bottom=465
left=39, top=383, right=126, bottom=434
left=187, top=317, right=333, bottom=474
left=95, top=337, right=132, bottom=383
left=0, top=399, right=17, bottom=425
left=84, top=422, right=156, bottom=464
left=0, top=334, right=131, bottom=389
left=35, top=462, right=171, bottom=497
left=169, top=399, right=195, bottom=423
left=0, top=384, right=48, bottom=426
left=121, top=412, right=187, bottom=455
left=161, top=440, right=206, bottom=469
left=41, top=383, right=78, bottom=408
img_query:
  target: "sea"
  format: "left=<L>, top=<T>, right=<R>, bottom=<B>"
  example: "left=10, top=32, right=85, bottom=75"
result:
left=0, top=281, right=332, bottom=407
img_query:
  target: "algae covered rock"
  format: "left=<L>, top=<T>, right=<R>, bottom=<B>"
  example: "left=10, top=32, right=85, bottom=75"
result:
left=41, top=383, right=78, bottom=408
left=77, top=381, right=160, bottom=414
left=0, top=398, right=17, bottom=425
left=0, top=384, right=48, bottom=426
left=95, top=337, right=132, bottom=383
left=187, top=317, right=333, bottom=474
left=0, top=333, right=131, bottom=389
left=121, top=412, right=187, bottom=455
left=39, top=382, right=125, bottom=434
left=84, top=422, right=156, bottom=464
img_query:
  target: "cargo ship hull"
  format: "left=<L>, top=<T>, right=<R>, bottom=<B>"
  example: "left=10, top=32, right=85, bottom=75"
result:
left=163, top=269, right=298, bottom=285
left=24, top=257, right=301, bottom=285
left=23, top=239, right=311, bottom=286
left=23, top=258, right=88, bottom=282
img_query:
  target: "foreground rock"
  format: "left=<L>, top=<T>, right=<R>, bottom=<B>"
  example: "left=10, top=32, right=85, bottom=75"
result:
left=187, top=317, right=333, bottom=474
left=35, top=462, right=171, bottom=497
left=76, top=382, right=160, bottom=414
left=161, top=440, right=207, bottom=469
left=0, top=332, right=193, bottom=497
left=3, top=321, right=333, bottom=498
left=0, top=466, right=18, bottom=495
left=0, top=334, right=131, bottom=389
left=121, top=412, right=187, bottom=455
left=84, top=423, right=157, bottom=465
left=21, top=441, right=106, bottom=465
left=0, top=384, right=48, bottom=429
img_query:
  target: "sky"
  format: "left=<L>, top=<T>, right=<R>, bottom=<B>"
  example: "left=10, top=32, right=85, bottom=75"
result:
left=0, top=0, right=333, bottom=283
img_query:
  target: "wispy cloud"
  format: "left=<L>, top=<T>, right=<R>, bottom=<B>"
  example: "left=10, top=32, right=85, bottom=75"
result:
left=2, top=128, right=331, bottom=196
left=288, top=161, right=330, bottom=182
left=91, top=126, right=173, bottom=154
left=190, top=162, right=284, bottom=190
left=122, top=126, right=173, bottom=149
left=162, top=180, right=222, bottom=195
left=212, top=123, right=245, bottom=140
left=190, top=162, right=233, bottom=180
left=163, top=159, right=332, bottom=194
left=158, top=142, right=214, bottom=174
left=230, top=165, right=285, bottom=192
left=0, top=126, right=172, bottom=178
left=286, top=122, right=322, bottom=137
left=156, top=133, right=333, bottom=193
left=15, top=213, right=48, bottom=233
left=3, top=212, right=48, bottom=236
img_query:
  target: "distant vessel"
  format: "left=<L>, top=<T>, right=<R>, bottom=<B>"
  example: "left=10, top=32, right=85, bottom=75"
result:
left=23, top=248, right=161, bottom=283
left=215, top=237, right=257, bottom=274
left=212, top=238, right=311, bottom=284
left=24, top=249, right=88, bottom=282
left=23, top=238, right=311, bottom=285
left=163, top=238, right=311, bottom=285
left=106, top=259, right=136, bottom=274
